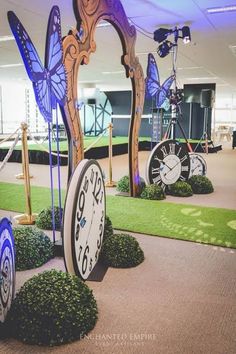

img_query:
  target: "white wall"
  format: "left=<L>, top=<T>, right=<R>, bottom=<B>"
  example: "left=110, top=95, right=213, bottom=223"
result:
left=0, top=81, right=63, bottom=134
left=214, top=91, right=236, bottom=129
left=1, top=81, right=236, bottom=135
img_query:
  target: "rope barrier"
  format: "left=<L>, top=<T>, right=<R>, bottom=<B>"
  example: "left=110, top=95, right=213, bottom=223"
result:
left=29, top=126, right=109, bottom=155
left=0, top=131, right=21, bottom=172
left=84, top=127, right=108, bottom=152
left=0, top=128, right=21, bottom=145
left=27, top=129, right=68, bottom=158
left=1, top=124, right=110, bottom=161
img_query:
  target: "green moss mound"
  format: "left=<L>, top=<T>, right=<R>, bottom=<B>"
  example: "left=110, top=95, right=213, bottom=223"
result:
left=101, top=233, right=144, bottom=268
left=13, top=226, right=53, bottom=270
left=9, top=270, right=98, bottom=346
left=35, top=206, right=63, bottom=230
left=168, top=181, right=193, bottom=197
left=140, top=184, right=165, bottom=200
left=104, top=216, right=114, bottom=241
left=188, top=175, right=214, bottom=194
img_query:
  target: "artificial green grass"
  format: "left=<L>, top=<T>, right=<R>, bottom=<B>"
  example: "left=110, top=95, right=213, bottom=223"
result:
left=0, top=182, right=235, bottom=248
left=0, top=182, right=65, bottom=214
left=8, top=136, right=150, bottom=152
left=177, top=138, right=208, bottom=144
left=106, top=196, right=236, bottom=249
left=0, top=136, right=201, bottom=152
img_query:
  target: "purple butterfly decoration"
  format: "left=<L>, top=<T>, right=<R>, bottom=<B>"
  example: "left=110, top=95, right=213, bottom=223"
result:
left=145, top=53, right=174, bottom=108
left=8, top=6, right=67, bottom=122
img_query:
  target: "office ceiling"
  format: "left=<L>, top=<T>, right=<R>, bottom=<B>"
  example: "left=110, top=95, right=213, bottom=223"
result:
left=0, top=0, right=236, bottom=99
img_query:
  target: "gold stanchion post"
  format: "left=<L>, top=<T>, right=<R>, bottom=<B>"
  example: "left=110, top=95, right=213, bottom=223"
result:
left=105, top=123, right=116, bottom=187
left=14, top=123, right=37, bottom=225
left=15, top=127, right=33, bottom=179
left=15, top=172, right=33, bottom=179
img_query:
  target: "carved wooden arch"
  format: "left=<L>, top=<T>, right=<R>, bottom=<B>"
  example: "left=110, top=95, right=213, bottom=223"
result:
left=62, top=0, right=145, bottom=197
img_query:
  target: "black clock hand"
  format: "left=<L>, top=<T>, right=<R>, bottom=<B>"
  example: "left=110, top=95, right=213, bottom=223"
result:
left=163, top=160, right=181, bottom=177
left=86, top=201, right=95, bottom=245
left=154, top=157, right=172, bottom=170
left=192, top=166, right=199, bottom=173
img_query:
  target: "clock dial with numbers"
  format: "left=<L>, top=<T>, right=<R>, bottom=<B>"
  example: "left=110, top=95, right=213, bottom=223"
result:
left=189, top=152, right=207, bottom=178
left=146, top=139, right=190, bottom=188
left=63, top=159, right=105, bottom=280
left=0, top=218, right=15, bottom=323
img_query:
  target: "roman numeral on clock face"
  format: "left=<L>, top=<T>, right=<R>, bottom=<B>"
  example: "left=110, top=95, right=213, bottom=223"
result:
left=152, top=167, right=160, bottom=175
left=181, top=165, right=189, bottom=172
left=161, top=146, right=168, bottom=158
left=153, top=175, right=162, bottom=184
left=169, top=143, right=175, bottom=155
left=176, top=147, right=182, bottom=157
left=160, top=182, right=166, bottom=190
left=180, top=155, right=188, bottom=163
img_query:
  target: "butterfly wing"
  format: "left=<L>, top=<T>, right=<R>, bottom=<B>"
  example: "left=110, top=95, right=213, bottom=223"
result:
left=45, top=6, right=67, bottom=108
left=147, top=53, right=160, bottom=83
left=8, top=11, right=52, bottom=122
left=162, top=75, right=175, bottom=93
left=145, top=53, right=160, bottom=98
left=156, top=75, right=174, bottom=107
left=7, top=11, right=44, bottom=83
left=33, top=80, right=52, bottom=122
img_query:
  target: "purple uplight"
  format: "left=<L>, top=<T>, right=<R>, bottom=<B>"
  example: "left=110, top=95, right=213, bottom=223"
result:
left=206, top=5, right=236, bottom=14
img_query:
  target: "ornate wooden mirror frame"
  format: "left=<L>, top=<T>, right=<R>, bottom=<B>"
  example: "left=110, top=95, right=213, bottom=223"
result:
left=62, top=0, right=145, bottom=197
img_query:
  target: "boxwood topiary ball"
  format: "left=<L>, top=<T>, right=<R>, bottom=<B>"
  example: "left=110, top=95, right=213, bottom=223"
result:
left=9, top=270, right=98, bottom=346
left=117, top=175, right=129, bottom=193
left=13, top=226, right=53, bottom=271
left=35, top=206, right=63, bottom=230
left=168, top=181, right=193, bottom=197
left=140, top=184, right=165, bottom=200
left=101, top=233, right=144, bottom=268
left=103, top=215, right=114, bottom=242
left=116, top=176, right=146, bottom=195
left=188, top=175, right=214, bottom=194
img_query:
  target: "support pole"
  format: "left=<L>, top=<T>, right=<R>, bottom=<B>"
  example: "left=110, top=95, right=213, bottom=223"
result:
left=105, top=123, right=116, bottom=187
left=204, top=108, right=209, bottom=154
left=14, top=123, right=37, bottom=225
left=48, top=122, right=56, bottom=243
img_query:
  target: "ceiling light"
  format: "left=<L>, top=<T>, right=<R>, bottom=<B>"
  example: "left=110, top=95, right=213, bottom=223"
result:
left=97, top=21, right=111, bottom=28
left=229, top=45, right=236, bottom=56
left=172, top=66, right=202, bottom=70
left=102, top=70, right=124, bottom=75
left=136, top=51, right=156, bottom=55
left=0, top=63, right=23, bottom=68
left=0, top=35, right=14, bottom=42
left=79, top=80, right=101, bottom=84
left=186, top=77, right=218, bottom=80
left=206, top=5, right=236, bottom=14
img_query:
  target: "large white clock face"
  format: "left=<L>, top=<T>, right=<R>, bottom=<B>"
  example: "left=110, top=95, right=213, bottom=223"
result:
left=63, top=159, right=105, bottom=280
left=0, top=219, right=15, bottom=323
left=189, top=153, right=207, bottom=178
left=146, top=139, right=190, bottom=188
